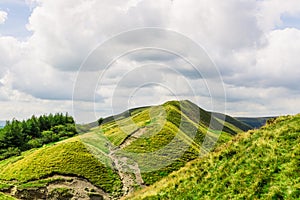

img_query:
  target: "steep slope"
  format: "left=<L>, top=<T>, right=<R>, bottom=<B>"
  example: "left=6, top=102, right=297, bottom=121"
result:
left=127, top=114, right=300, bottom=199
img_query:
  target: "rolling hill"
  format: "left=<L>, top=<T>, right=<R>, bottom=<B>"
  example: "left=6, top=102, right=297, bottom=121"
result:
left=236, top=117, right=275, bottom=129
left=0, top=138, right=122, bottom=199
left=0, top=100, right=249, bottom=199
left=127, top=114, right=300, bottom=199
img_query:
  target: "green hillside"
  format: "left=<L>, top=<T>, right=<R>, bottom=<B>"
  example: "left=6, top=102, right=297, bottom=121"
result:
left=0, top=137, right=122, bottom=199
left=127, top=114, right=300, bottom=199
left=0, top=100, right=258, bottom=199
left=93, top=100, right=247, bottom=186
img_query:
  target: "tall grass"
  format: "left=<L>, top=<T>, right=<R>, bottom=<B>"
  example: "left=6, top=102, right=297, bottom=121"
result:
left=127, top=114, right=300, bottom=199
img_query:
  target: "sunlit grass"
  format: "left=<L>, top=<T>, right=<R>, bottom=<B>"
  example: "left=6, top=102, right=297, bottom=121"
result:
left=127, top=114, right=300, bottom=199
left=0, top=192, right=16, bottom=200
left=0, top=138, right=122, bottom=196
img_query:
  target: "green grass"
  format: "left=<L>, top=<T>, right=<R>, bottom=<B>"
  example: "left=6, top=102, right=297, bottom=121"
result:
left=0, top=193, right=16, bottom=200
left=0, top=182, right=12, bottom=190
left=0, top=138, right=122, bottom=196
left=97, top=100, right=236, bottom=185
left=0, top=100, right=256, bottom=199
left=127, top=114, right=300, bottom=199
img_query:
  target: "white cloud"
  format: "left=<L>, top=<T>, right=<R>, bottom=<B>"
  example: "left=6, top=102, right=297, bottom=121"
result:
left=255, top=28, right=300, bottom=89
left=0, top=36, right=25, bottom=78
left=0, top=10, right=8, bottom=24
left=27, top=0, right=171, bottom=71
left=1, top=0, right=300, bottom=122
left=225, top=28, right=300, bottom=90
left=257, top=0, right=300, bottom=31
left=169, top=0, right=263, bottom=50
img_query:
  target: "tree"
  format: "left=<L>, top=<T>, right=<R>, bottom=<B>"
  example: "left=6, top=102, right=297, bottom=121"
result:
left=0, top=113, right=78, bottom=160
left=98, top=118, right=104, bottom=126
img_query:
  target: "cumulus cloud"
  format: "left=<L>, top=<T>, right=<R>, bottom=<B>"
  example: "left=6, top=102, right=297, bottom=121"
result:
left=26, top=0, right=171, bottom=71
left=169, top=0, right=263, bottom=50
left=223, top=28, right=300, bottom=90
left=0, top=36, right=24, bottom=79
left=0, top=10, right=8, bottom=24
left=254, top=28, right=300, bottom=90
left=1, top=0, right=300, bottom=122
left=257, top=0, right=300, bottom=31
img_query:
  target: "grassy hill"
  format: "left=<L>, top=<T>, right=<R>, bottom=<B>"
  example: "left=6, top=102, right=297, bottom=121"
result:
left=93, top=100, right=249, bottom=186
left=0, top=100, right=249, bottom=199
left=127, top=114, right=300, bottom=199
left=0, top=137, right=122, bottom=199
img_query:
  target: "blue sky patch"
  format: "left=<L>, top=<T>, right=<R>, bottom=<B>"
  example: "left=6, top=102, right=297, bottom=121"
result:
left=0, top=0, right=33, bottom=39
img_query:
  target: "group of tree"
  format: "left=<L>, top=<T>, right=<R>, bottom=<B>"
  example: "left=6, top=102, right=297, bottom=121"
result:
left=0, top=113, right=77, bottom=160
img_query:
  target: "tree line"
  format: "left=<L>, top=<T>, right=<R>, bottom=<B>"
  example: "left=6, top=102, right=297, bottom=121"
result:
left=0, top=113, right=77, bottom=160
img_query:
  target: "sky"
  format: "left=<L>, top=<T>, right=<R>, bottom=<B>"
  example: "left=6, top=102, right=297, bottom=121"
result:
left=0, top=0, right=300, bottom=123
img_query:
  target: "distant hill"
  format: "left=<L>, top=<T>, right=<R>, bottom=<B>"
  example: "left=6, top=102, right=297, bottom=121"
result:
left=236, top=117, right=275, bottom=129
left=128, top=114, right=300, bottom=199
left=211, top=112, right=253, bottom=131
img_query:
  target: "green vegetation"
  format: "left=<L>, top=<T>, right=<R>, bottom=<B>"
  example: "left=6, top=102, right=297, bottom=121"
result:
left=127, top=114, right=300, bottom=199
left=0, top=193, right=16, bottom=200
left=0, top=138, right=122, bottom=196
left=0, top=113, right=77, bottom=160
left=0, top=100, right=286, bottom=199
left=99, top=100, right=244, bottom=185
left=98, top=117, right=104, bottom=126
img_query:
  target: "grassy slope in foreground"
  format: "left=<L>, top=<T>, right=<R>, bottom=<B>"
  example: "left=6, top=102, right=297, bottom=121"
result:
left=128, top=114, right=300, bottom=199
left=0, top=138, right=122, bottom=196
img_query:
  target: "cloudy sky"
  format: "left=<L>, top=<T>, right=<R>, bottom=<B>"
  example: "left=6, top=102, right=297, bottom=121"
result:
left=0, top=0, right=300, bottom=123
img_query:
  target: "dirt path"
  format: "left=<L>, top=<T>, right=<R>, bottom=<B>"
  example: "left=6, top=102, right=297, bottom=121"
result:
left=119, top=128, right=147, bottom=149
left=80, top=128, right=147, bottom=198
left=107, top=128, right=147, bottom=196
